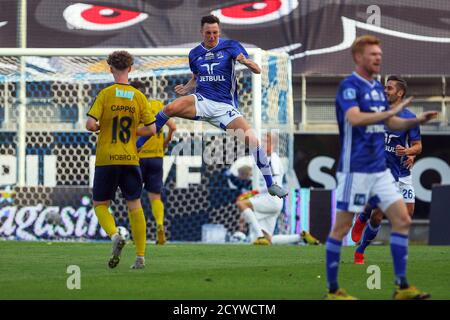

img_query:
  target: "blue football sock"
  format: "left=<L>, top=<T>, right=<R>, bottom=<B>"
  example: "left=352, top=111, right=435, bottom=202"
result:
left=136, top=136, right=149, bottom=149
left=326, top=237, right=342, bottom=293
left=251, top=145, right=273, bottom=188
left=390, top=232, right=409, bottom=288
left=155, top=110, right=170, bottom=133
left=358, top=207, right=372, bottom=223
left=356, top=221, right=380, bottom=254
left=136, top=111, right=170, bottom=149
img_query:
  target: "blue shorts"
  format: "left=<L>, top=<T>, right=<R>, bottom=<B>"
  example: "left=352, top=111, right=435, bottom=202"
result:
left=140, top=157, right=163, bottom=194
left=93, top=165, right=143, bottom=201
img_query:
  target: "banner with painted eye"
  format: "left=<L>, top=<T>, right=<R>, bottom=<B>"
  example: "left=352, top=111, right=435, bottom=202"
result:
left=210, top=0, right=299, bottom=25
left=7, top=0, right=450, bottom=74
left=62, top=3, right=149, bottom=31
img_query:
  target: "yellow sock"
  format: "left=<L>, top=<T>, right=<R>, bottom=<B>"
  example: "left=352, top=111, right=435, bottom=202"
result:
left=94, top=205, right=117, bottom=238
left=151, top=199, right=164, bottom=226
left=128, top=207, right=147, bottom=257
left=128, top=210, right=135, bottom=232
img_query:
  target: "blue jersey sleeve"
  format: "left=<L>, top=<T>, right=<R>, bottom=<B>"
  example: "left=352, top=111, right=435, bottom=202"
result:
left=189, top=52, right=198, bottom=75
left=229, top=40, right=249, bottom=59
left=336, top=81, right=359, bottom=113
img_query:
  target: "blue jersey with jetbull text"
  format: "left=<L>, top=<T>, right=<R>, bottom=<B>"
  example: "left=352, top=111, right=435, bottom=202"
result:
left=335, top=72, right=390, bottom=173
left=189, top=38, right=248, bottom=108
left=384, top=108, right=421, bottom=180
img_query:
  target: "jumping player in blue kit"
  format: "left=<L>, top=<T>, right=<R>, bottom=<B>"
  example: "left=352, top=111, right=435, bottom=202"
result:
left=136, top=14, right=288, bottom=199
left=352, top=76, right=423, bottom=265
left=324, top=35, right=437, bottom=300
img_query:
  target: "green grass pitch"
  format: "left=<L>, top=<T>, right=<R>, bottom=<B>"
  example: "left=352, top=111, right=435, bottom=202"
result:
left=0, top=241, right=449, bottom=300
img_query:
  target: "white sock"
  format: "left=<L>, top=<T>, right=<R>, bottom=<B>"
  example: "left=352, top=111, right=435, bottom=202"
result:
left=271, top=234, right=301, bottom=245
left=242, top=208, right=264, bottom=238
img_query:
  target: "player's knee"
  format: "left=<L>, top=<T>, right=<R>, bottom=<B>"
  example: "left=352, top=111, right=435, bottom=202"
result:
left=164, top=102, right=179, bottom=117
left=332, top=220, right=353, bottom=239
left=93, top=200, right=109, bottom=208
left=370, top=211, right=383, bottom=226
left=236, top=200, right=248, bottom=211
left=398, top=213, right=412, bottom=229
left=149, top=192, right=161, bottom=201
left=163, top=104, right=174, bottom=116
left=342, top=220, right=353, bottom=235
left=391, top=210, right=411, bottom=231
left=127, top=199, right=142, bottom=211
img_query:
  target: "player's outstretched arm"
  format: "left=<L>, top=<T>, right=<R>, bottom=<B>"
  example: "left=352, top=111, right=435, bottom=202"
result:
left=236, top=53, right=261, bottom=74
left=346, top=96, right=414, bottom=127
left=386, top=110, right=438, bottom=131
left=345, top=106, right=396, bottom=127
left=175, top=74, right=197, bottom=95
left=86, top=116, right=100, bottom=132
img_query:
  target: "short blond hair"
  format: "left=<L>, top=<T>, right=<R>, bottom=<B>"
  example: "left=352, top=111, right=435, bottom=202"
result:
left=351, top=35, right=381, bottom=62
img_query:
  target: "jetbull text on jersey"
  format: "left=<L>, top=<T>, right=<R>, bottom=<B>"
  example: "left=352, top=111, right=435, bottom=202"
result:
left=199, top=62, right=226, bottom=82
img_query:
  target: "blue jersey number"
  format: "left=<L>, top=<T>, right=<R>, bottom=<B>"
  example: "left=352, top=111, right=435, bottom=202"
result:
left=402, top=189, right=414, bottom=199
left=227, top=110, right=237, bottom=118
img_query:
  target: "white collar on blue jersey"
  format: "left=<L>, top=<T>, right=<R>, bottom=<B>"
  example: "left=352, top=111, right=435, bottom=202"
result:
left=200, top=38, right=222, bottom=51
left=352, top=71, right=377, bottom=88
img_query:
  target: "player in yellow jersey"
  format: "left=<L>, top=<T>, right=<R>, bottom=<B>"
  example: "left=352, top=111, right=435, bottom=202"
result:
left=86, top=51, right=156, bottom=269
left=138, top=98, right=176, bottom=245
